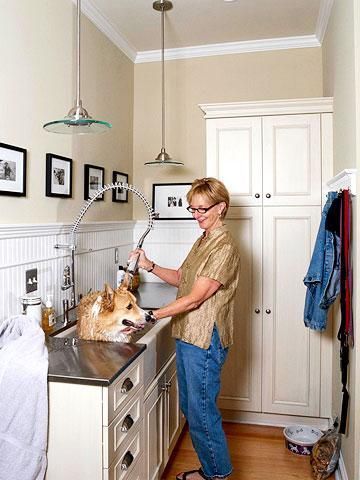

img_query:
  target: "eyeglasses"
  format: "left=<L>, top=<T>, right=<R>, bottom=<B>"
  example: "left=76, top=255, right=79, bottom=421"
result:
left=186, top=203, right=218, bottom=214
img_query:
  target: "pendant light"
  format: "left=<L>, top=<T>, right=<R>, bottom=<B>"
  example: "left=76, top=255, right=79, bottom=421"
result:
left=43, top=0, right=111, bottom=134
left=145, top=0, right=183, bottom=166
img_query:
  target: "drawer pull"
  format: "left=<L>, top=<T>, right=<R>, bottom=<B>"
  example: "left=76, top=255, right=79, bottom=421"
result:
left=121, top=451, right=134, bottom=471
left=161, top=380, right=172, bottom=392
left=121, top=414, right=134, bottom=432
left=255, top=193, right=260, bottom=198
left=121, top=377, right=134, bottom=393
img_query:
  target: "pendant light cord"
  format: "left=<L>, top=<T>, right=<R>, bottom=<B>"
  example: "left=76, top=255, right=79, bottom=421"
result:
left=161, top=7, right=166, bottom=151
left=76, top=0, right=81, bottom=108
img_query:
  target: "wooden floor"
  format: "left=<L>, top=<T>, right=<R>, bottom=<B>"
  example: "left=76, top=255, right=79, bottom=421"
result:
left=162, top=423, right=335, bottom=480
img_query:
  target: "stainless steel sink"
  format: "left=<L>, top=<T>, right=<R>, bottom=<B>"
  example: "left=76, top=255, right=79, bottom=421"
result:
left=50, top=316, right=175, bottom=389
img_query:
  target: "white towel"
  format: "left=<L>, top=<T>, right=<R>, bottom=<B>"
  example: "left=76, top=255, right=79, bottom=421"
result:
left=0, top=315, right=49, bottom=480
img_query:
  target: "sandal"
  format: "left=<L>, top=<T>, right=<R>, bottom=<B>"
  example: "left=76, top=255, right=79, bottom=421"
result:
left=176, top=469, right=209, bottom=480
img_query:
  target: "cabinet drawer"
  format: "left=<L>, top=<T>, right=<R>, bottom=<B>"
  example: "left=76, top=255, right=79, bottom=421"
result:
left=105, top=426, right=144, bottom=480
left=104, top=356, right=143, bottom=425
left=103, top=389, right=144, bottom=468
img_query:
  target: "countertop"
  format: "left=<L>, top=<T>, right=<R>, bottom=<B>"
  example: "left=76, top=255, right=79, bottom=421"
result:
left=47, top=282, right=177, bottom=386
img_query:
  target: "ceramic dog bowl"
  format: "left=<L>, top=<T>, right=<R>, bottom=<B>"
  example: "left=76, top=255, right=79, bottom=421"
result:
left=283, top=425, right=323, bottom=456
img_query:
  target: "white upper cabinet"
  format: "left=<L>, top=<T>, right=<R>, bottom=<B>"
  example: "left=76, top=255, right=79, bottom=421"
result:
left=201, top=98, right=332, bottom=208
left=206, top=117, right=262, bottom=206
left=262, top=114, right=321, bottom=206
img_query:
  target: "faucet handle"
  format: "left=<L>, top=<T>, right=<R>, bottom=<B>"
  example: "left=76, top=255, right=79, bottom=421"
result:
left=62, top=299, right=69, bottom=324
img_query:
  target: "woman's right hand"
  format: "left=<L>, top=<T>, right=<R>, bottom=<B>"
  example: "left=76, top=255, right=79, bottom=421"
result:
left=128, top=248, right=153, bottom=271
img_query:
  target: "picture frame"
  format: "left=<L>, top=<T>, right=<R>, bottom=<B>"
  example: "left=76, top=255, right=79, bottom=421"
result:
left=84, top=164, right=105, bottom=200
left=152, top=183, right=193, bottom=220
left=0, top=142, right=27, bottom=197
left=46, top=153, right=72, bottom=198
left=112, top=171, right=129, bottom=203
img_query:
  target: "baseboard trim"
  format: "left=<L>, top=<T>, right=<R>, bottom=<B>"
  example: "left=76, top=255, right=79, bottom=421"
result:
left=220, top=409, right=330, bottom=429
left=335, top=452, right=348, bottom=480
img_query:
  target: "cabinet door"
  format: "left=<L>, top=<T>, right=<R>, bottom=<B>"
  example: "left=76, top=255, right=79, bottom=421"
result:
left=144, top=379, right=165, bottom=480
left=206, top=117, right=262, bottom=206
left=262, top=115, right=321, bottom=206
left=262, top=206, right=321, bottom=416
left=219, top=207, right=263, bottom=412
left=164, top=359, right=181, bottom=461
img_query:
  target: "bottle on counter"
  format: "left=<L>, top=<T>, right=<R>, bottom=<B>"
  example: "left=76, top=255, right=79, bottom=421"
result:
left=20, top=294, right=42, bottom=324
left=42, top=295, right=56, bottom=333
left=117, top=265, right=126, bottom=287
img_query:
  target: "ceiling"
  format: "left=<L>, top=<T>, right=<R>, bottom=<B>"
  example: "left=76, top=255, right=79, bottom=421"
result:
left=80, top=0, right=333, bottom=63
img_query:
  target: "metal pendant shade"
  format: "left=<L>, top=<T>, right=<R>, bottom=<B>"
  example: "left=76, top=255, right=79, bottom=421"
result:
left=145, top=0, right=183, bottom=166
left=43, top=0, right=111, bottom=134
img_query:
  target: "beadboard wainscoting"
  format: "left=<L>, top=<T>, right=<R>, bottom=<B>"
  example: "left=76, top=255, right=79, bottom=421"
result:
left=0, top=220, right=201, bottom=322
left=134, top=219, right=201, bottom=283
left=0, top=222, right=134, bottom=322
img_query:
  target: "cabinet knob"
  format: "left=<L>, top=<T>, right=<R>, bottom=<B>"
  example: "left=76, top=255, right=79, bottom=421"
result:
left=265, top=193, right=271, bottom=198
left=255, top=308, right=260, bottom=314
left=121, top=451, right=134, bottom=471
left=265, top=309, right=271, bottom=314
left=121, top=377, right=134, bottom=393
left=255, top=193, right=260, bottom=199
left=121, top=414, right=134, bottom=432
left=161, top=380, right=172, bottom=392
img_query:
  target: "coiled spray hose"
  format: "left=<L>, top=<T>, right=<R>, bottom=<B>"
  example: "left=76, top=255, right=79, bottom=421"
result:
left=71, top=182, right=155, bottom=276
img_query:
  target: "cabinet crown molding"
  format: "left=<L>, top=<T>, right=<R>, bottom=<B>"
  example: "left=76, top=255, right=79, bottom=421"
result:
left=199, top=97, right=333, bottom=118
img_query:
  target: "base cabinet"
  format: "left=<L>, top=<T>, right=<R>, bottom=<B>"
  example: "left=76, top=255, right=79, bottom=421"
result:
left=144, top=354, right=185, bottom=480
left=46, top=355, right=145, bottom=480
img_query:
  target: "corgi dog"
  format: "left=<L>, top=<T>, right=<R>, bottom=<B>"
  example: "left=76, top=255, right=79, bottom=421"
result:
left=77, top=280, right=147, bottom=342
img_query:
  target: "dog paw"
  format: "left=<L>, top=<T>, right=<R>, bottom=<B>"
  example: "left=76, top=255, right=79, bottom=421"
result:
left=145, top=310, right=157, bottom=323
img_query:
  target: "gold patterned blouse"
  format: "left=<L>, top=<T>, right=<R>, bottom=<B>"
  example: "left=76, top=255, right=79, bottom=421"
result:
left=171, top=225, right=240, bottom=349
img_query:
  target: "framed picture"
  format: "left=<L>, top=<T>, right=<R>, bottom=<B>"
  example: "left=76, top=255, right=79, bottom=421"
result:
left=152, top=183, right=193, bottom=220
left=46, top=153, right=72, bottom=198
left=112, top=171, right=129, bottom=203
left=0, top=142, right=27, bottom=196
left=84, top=164, right=105, bottom=200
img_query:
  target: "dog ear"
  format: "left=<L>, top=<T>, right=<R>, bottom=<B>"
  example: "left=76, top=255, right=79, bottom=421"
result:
left=104, top=283, right=115, bottom=302
left=119, top=272, right=131, bottom=291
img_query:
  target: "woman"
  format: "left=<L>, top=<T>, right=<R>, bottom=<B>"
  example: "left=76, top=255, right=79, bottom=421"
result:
left=130, top=178, right=240, bottom=480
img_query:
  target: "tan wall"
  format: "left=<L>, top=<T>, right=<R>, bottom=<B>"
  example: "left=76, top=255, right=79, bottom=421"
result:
left=133, top=48, right=323, bottom=218
left=0, top=0, right=134, bottom=224
left=322, top=1, right=359, bottom=479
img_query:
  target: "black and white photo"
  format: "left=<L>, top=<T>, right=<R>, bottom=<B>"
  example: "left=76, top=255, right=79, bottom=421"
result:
left=152, top=183, right=192, bottom=220
left=46, top=153, right=72, bottom=198
left=0, top=143, right=27, bottom=196
left=84, top=164, right=105, bottom=200
left=112, top=171, right=129, bottom=202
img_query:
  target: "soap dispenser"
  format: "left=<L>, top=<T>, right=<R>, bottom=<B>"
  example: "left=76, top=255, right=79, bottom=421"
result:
left=42, top=295, right=56, bottom=333
left=117, top=265, right=126, bottom=287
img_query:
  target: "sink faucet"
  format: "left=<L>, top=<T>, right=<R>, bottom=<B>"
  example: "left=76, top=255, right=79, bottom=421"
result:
left=61, top=264, right=75, bottom=308
left=61, top=266, right=73, bottom=291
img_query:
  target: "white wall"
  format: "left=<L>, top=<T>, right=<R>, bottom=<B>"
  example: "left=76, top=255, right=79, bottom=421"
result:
left=0, top=0, right=134, bottom=224
left=322, top=1, right=360, bottom=479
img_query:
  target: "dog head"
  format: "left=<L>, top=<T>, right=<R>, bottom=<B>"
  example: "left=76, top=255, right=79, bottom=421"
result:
left=77, top=282, right=146, bottom=342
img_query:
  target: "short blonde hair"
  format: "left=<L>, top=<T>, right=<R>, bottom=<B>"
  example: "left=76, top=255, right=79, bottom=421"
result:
left=187, top=177, right=230, bottom=218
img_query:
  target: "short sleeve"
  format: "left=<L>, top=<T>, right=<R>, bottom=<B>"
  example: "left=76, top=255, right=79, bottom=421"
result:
left=199, top=243, right=240, bottom=286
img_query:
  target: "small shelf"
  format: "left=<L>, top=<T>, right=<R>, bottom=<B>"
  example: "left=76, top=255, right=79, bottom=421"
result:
left=326, top=169, right=357, bottom=195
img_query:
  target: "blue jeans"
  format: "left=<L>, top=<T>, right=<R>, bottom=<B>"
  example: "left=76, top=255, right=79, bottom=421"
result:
left=176, top=326, right=232, bottom=479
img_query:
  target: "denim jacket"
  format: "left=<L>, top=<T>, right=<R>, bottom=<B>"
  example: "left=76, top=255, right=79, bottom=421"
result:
left=303, top=191, right=340, bottom=331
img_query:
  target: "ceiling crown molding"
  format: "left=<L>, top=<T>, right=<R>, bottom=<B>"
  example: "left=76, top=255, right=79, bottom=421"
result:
left=78, top=0, right=330, bottom=64
left=135, top=35, right=320, bottom=63
left=315, top=0, right=335, bottom=43
left=74, top=0, right=137, bottom=62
